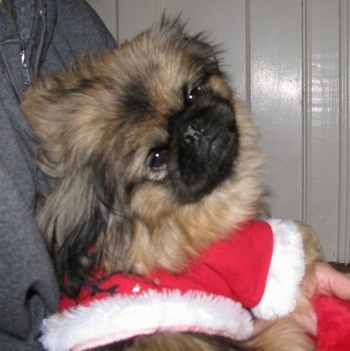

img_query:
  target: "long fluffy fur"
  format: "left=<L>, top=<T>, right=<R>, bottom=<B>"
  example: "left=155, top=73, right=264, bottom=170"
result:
left=22, top=17, right=323, bottom=351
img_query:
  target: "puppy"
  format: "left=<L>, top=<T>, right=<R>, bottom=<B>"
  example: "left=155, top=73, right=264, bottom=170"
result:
left=21, top=17, right=323, bottom=351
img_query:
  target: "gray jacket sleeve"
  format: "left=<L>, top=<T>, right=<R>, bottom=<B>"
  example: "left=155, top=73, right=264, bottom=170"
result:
left=0, top=0, right=116, bottom=349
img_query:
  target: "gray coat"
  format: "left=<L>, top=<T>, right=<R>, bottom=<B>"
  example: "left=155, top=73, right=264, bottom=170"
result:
left=0, top=0, right=115, bottom=349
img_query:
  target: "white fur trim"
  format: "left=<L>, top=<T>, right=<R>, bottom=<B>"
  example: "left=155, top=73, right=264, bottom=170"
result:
left=251, top=219, right=305, bottom=320
left=40, top=290, right=253, bottom=351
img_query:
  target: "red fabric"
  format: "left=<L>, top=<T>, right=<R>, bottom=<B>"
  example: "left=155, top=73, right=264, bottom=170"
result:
left=60, top=220, right=274, bottom=311
left=59, top=221, right=350, bottom=349
left=313, top=295, right=350, bottom=351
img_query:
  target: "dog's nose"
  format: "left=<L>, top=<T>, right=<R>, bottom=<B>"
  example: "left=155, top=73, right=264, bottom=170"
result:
left=182, top=122, right=202, bottom=144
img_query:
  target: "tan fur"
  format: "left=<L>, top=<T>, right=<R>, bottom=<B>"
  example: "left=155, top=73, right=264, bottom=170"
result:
left=21, top=18, right=322, bottom=351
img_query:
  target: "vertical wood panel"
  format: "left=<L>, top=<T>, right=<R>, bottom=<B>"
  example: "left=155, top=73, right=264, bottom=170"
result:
left=249, top=0, right=303, bottom=220
left=302, top=0, right=312, bottom=225
left=304, top=0, right=341, bottom=261
left=338, top=0, right=350, bottom=263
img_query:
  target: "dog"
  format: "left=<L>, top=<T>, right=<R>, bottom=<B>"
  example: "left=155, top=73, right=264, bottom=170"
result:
left=21, top=17, right=324, bottom=351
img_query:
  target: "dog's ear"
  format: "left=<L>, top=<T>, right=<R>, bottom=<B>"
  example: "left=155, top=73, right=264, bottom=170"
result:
left=21, top=72, right=75, bottom=179
left=21, top=66, right=133, bottom=296
left=21, top=55, right=116, bottom=180
left=35, top=166, right=110, bottom=296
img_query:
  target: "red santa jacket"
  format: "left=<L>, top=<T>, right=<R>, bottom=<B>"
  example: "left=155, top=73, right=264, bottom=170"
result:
left=40, top=219, right=305, bottom=351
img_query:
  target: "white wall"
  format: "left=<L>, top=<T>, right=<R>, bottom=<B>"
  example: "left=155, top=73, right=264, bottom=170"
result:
left=87, top=0, right=350, bottom=264
left=86, top=0, right=117, bottom=38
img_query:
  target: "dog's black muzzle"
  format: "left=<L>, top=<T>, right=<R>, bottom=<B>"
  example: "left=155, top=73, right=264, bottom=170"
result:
left=168, top=94, right=239, bottom=203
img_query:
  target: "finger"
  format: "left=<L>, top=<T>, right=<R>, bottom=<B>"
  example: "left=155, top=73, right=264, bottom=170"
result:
left=328, top=272, right=350, bottom=300
left=316, top=263, right=350, bottom=300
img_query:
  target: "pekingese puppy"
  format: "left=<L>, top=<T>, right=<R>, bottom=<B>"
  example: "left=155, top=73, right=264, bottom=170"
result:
left=21, top=17, right=323, bottom=351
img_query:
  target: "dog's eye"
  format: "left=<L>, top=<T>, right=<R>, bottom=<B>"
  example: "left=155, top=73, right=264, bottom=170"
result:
left=149, top=149, right=168, bottom=172
left=187, top=84, right=205, bottom=102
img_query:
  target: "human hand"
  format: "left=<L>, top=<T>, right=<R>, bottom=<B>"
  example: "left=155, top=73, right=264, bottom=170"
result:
left=295, top=262, right=350, bottom=336
left=311, top=262, right=350, bottom=299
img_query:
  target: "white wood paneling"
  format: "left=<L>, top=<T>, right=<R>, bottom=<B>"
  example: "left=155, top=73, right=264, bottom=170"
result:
left=338, top=0, right=350, bottom=263
left=87, top=0, right=350, bottom=264
left=302, top=0, right=350, bottom=262
left=303, top=1, right=341, bottom=260
left=249, top=0, right=304, bottom=220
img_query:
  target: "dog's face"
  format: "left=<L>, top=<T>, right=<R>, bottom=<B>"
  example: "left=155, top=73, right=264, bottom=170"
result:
left=21, top=18, right=263, bottom=295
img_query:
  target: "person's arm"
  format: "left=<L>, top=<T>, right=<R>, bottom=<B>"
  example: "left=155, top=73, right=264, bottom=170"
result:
left=41, top=0, right=116, bottom=77
left=0, top=1, right=116, bottom=349
left=0, top=162, right=58, bottom=350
